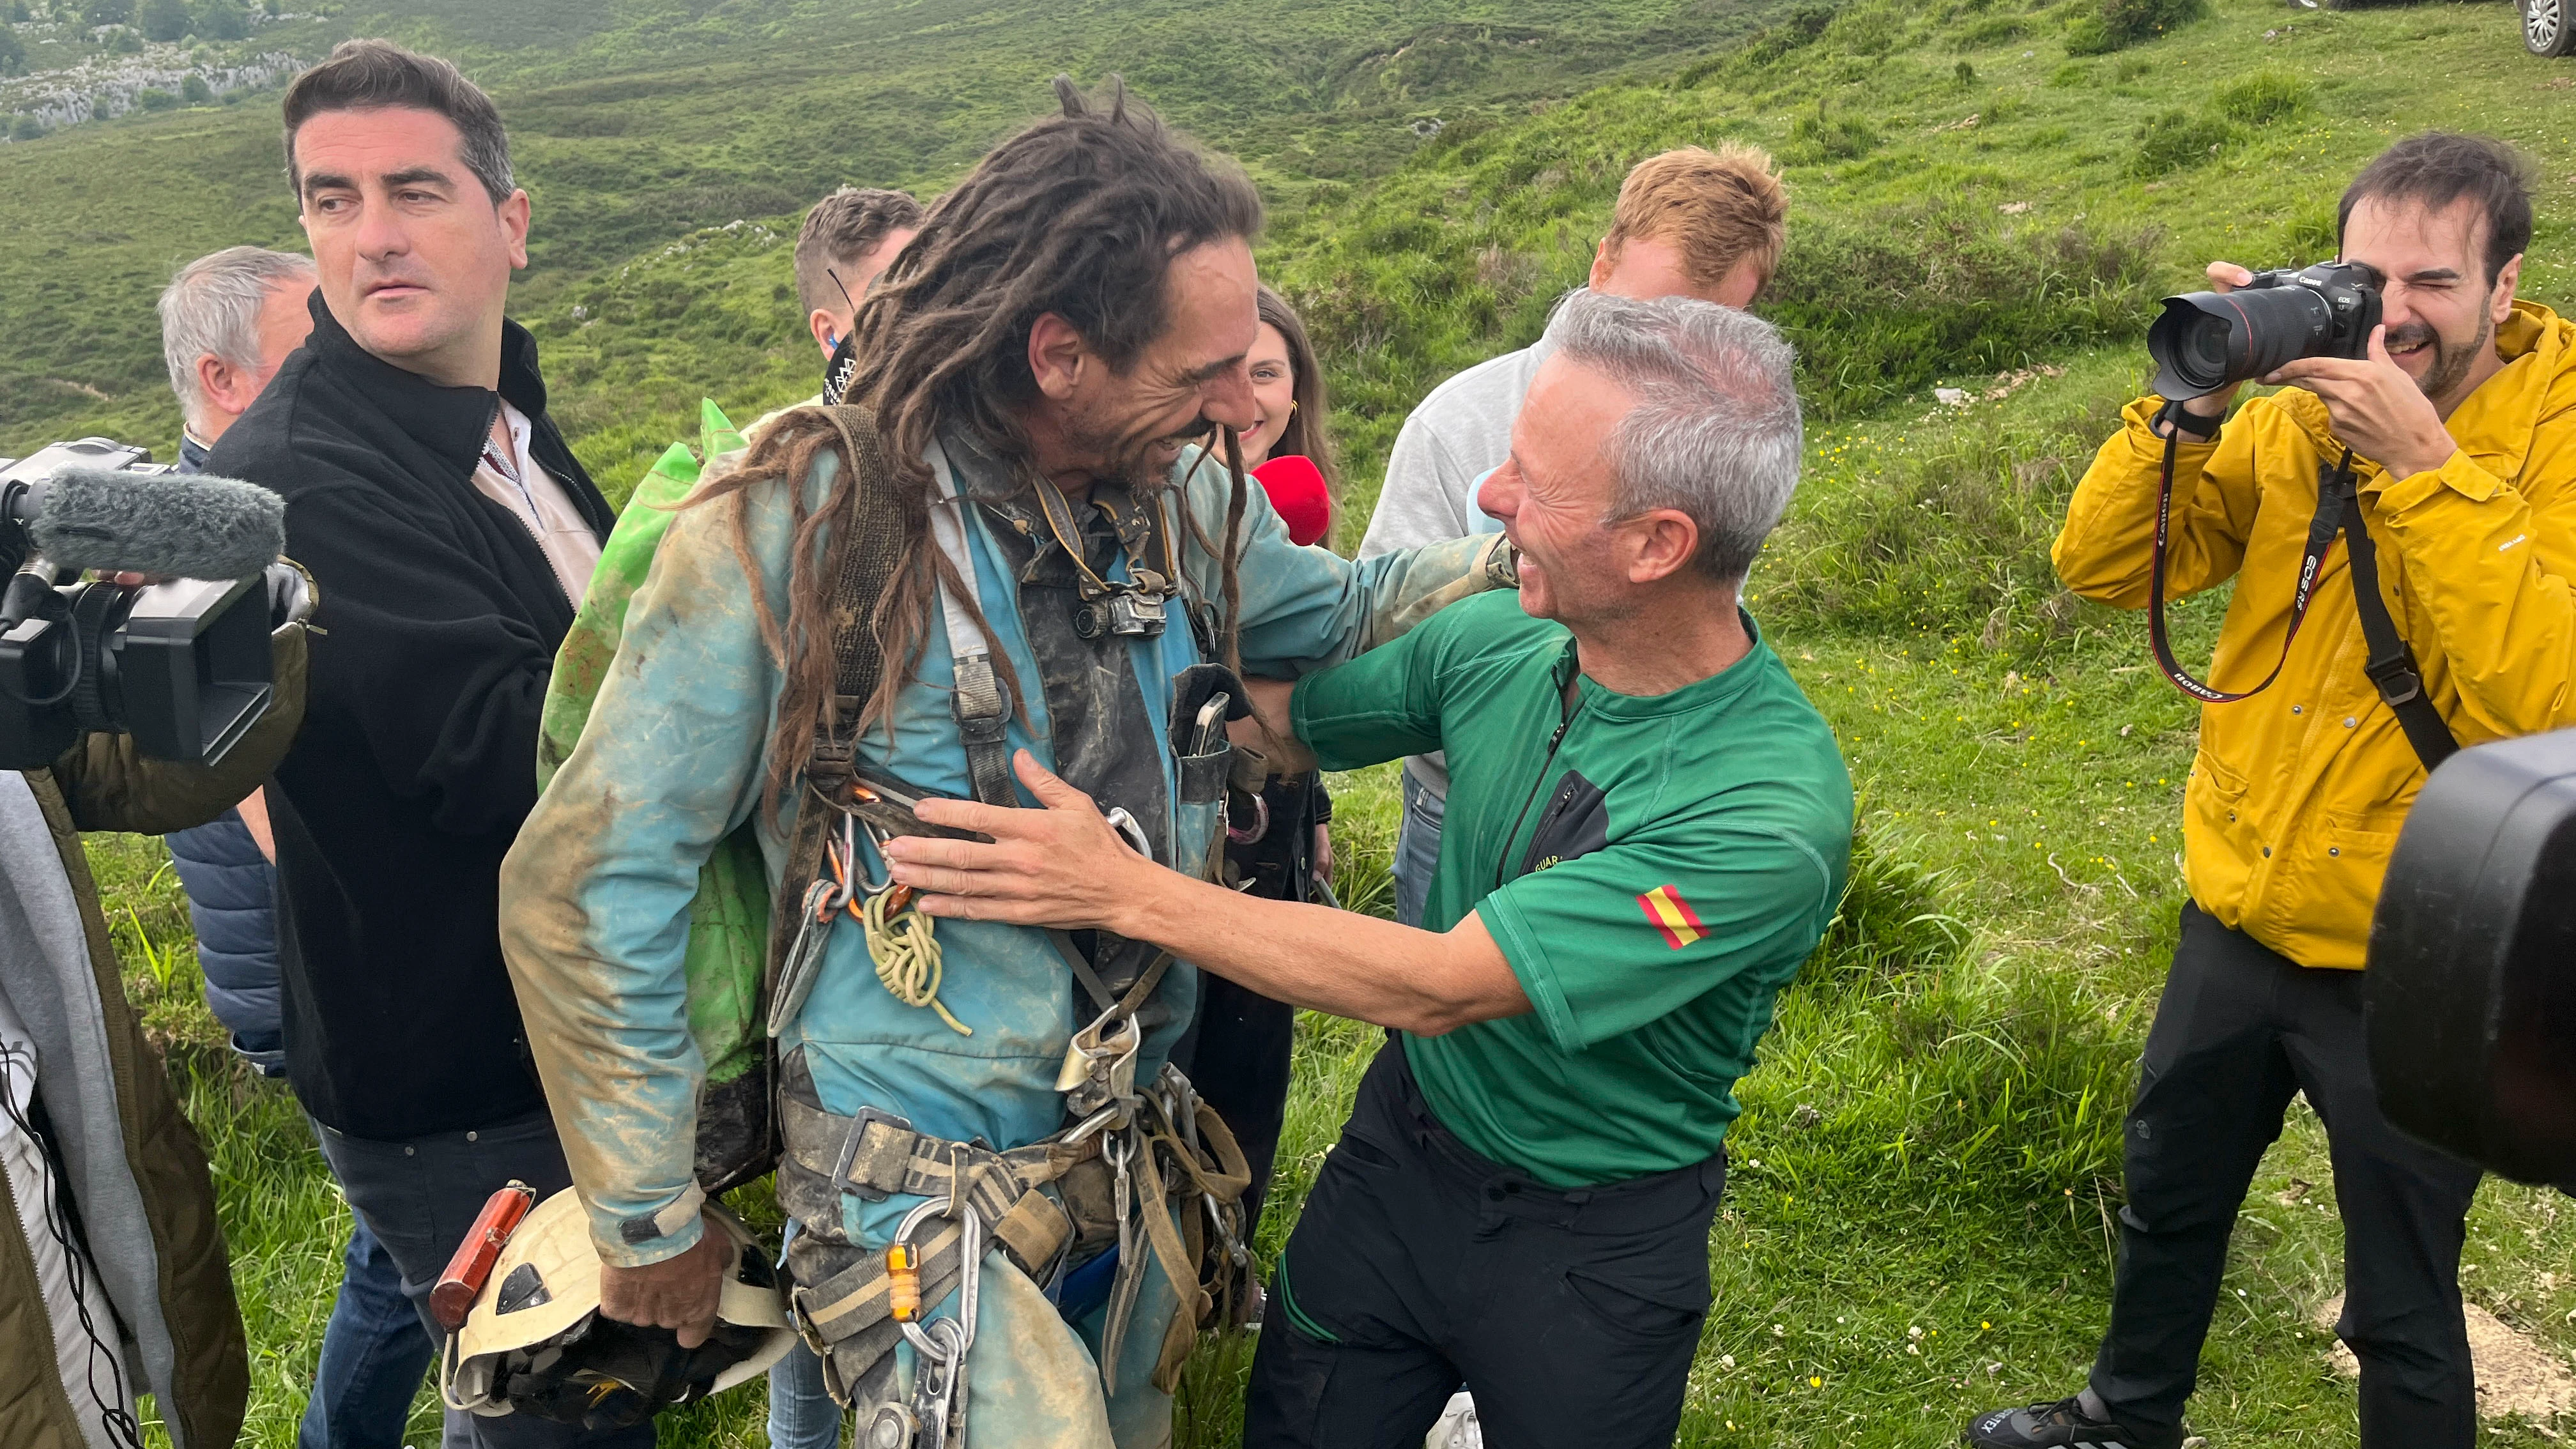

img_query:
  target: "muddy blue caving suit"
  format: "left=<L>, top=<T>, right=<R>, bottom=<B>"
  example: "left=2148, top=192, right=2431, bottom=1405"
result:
left=498, top=420, right=1508, bottom=1445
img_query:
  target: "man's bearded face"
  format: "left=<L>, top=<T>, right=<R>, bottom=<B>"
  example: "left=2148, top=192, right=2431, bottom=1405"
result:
left=1038, top=238, right=1260, bottom=490
left=2342, top=193, right=2516, bottom=412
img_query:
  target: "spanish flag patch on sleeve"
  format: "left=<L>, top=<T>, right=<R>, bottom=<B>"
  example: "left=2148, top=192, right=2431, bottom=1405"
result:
left=1638, top=884, right=1707, bottom=950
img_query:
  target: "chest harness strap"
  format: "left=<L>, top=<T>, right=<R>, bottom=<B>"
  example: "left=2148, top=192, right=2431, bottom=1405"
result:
left=924, top=440, right=1019, bottom=809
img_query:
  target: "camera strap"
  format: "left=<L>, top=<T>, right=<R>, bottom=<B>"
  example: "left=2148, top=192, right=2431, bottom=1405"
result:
left=2324, top=453, right=2460, bottom=772
left=2147, top=427, right=2458, bottom=772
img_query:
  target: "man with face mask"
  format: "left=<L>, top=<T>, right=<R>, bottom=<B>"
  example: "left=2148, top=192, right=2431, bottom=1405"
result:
left=1968, top=132, right=2576, bottom=1449
left=499, top=78, right=1513, bottom=1448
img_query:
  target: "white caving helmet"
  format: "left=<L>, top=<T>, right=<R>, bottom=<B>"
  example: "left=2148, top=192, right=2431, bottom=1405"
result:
left=441, top=1187, right=797, bottom=1430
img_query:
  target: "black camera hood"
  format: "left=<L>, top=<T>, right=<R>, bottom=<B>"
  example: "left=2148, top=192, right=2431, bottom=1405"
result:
left=2367, top=727, right=2576, bottom=1183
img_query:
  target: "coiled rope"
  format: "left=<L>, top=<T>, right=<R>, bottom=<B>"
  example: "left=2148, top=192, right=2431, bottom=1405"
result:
left=829, top=826, right=972, bottom=1036
left=857, top=886, right=970, bottom=1036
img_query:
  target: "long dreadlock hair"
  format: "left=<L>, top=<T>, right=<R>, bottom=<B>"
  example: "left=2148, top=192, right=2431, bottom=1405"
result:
left=686, top=76, right=1266, bottom=823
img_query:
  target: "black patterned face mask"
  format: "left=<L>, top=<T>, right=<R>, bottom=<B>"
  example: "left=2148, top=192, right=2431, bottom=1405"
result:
left=820, top=332, right=861, bottom=406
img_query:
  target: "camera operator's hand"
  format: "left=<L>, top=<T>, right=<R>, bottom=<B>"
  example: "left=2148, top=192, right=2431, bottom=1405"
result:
left=2265, top=325, right=2460, bottom=483
left=2158, top=262, right=2258, bottom=433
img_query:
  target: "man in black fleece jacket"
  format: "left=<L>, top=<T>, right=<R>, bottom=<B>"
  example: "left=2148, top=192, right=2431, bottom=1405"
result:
left=205, top=40, right=638, bottom=1448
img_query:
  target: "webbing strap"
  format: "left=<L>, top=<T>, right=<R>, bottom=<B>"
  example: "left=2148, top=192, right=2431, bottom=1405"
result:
left=2329, top=460, right=2460, bottom=770
left=779, top=1094, right=1085, bottom=1216
left=924, top=439, right=1016, bottom=807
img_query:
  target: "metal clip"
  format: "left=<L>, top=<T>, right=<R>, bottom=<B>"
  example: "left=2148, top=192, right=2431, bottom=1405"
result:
left=1054, top=1009, right=1142, bottom=1119
left=768, top=877, right=843, bottom=1039
left=891, top=1196, right=982, bottom=1449
left=1103, top=806, right=1153, bottom=861
left=828, top=1106, right=916, bottom=1204
left=1225, top=790, right=1269, bottom=846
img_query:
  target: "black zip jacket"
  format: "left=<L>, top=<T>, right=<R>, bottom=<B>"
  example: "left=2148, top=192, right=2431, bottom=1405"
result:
left=205, top=291, right=611, bottom=1140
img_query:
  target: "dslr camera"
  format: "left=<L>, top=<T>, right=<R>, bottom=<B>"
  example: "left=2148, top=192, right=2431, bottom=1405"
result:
left=0, top=438, right=286, bottom=772
left=2146, top=259, right=2384, bottom=401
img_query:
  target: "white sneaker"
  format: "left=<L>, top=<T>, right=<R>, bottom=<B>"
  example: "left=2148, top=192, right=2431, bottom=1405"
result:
left=1425, top=1390, right=1481, bottom=1449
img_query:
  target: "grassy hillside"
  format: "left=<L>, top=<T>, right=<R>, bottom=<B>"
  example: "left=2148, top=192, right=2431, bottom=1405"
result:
left=36, top=0, right=2576, bottom=1443
left=1, top=0, right=1779, bottom=463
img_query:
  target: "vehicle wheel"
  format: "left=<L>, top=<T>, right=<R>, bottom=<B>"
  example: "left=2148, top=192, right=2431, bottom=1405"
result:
left=2529, top=0, right=2576, bottom=57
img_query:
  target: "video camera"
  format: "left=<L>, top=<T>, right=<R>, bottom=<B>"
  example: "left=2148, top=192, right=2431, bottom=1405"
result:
left=0, top=438, right=290, bottom=773
left=2146, top=259, right=2383, bottom=401
left=2367, top=728, right=2576, bottom=1185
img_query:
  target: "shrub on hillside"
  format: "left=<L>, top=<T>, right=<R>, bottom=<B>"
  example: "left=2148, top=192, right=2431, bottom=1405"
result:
left=1787, top=100, right=1880, bottom=163
left=2129, top=107, right=2235, bottom=177
left=136, top=88, right=178, bottom=111
left=1736, top=1, right=1839, bottom=68
left=180, top=73, right=211, bottom=103
left=1952, top=13, right=2029, bottom=50
left=2067, top=0, right=2205, bottom=53
left=1820, top=2, right=1903, bottom=56
left=139, top=0, right=186, bottom=40
left=193, top=0, right=248, bottom=38
left=9, top=114, right=43, bottom=142
left=0, top=27, right=20, bottom=76
left=2212, top=68, right=2313, bottom=125
left=1763, top=207, right=2163, bottom=419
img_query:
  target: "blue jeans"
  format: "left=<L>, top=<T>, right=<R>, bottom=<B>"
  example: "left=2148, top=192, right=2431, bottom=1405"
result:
left=1393, top=770, right=1446, bottom=929
left=767, top=1340, right=841, bottom=1449
left=297, top=1213, right=434, bottom=1449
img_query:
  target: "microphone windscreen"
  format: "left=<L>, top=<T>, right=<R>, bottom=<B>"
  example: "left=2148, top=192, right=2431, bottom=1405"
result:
left=29, top=468, right=287, bottom=579
left=1252, top=454, right=1332, bottom=548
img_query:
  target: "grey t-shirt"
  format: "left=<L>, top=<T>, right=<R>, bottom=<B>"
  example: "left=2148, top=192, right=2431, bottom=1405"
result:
left=1356, top=293, right=1576, bottom=795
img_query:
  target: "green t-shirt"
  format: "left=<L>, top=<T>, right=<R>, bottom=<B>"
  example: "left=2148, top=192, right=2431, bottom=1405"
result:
left=1292, top=590, right=1853, bottom=1186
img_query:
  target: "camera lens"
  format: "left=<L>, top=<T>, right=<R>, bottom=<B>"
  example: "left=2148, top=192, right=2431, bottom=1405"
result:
left=2147, top=285, right=2337, bottom=400
left=2149, top=307, right=2237, bottom=397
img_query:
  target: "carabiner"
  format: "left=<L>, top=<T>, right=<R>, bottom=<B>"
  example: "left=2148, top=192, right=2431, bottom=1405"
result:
left=1225, top=790, right=1269, bottom=846
left=890, top=1196, right=985, bottom=1361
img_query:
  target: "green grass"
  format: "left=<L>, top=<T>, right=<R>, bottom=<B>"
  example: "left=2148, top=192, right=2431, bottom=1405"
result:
left=1, top=0, right=1791, bottom=475
left=41, top=0, right=2576, bottom=1439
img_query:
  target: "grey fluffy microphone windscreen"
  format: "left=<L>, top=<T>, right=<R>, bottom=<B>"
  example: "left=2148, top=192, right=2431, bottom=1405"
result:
left=25, top=468, right=286, bottom=579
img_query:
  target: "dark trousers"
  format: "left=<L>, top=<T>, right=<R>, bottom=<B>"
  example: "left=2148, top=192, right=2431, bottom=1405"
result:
left=1171, top=970, right=1294, bottom=1234
left=312, top=1108, right=654, bottom=1449
left=2090, top=905, right=2483, bottom=1449
left=296, top=1213, right=435, bottom=1448
left=1245, top=1043, right=1725, bottom=1449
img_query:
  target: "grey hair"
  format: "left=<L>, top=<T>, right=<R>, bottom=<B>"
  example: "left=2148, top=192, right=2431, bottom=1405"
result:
left=158, top=246, right=316, bottom=431
left=1552, top=289, right=1802, bottom=583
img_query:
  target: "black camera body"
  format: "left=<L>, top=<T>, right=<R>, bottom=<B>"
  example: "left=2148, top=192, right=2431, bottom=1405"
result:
left=0, top=440, right=277, bottom=772
left=2146, top=260, right=2384, bottom=401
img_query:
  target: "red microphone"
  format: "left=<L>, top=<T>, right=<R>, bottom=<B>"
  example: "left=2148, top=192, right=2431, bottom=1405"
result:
left=1252, top=454, right=1331, bottom=548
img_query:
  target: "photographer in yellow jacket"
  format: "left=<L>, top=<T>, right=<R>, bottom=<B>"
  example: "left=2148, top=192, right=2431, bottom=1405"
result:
left=1969, top=132, right=2576, bottom=1449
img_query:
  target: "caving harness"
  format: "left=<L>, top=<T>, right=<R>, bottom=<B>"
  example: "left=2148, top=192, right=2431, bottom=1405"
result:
left=752, top=404, right=1257, bottom=1440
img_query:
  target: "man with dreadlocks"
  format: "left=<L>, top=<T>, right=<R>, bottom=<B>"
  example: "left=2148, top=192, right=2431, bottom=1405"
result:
left=497, top=78, right=1514, bottom=1447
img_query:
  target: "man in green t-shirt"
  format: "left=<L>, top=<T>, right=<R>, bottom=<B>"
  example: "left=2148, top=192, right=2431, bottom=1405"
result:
left=880, top=291, right=1853, bottom=1448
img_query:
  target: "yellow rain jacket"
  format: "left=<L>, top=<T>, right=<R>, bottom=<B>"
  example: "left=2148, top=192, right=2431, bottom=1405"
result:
left=2057, top=300, right=2576, bottom=970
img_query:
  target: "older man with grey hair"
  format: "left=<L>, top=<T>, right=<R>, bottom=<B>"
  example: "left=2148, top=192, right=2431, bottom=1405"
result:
left=158, top=245, right=316, bottom=472
left=871, top=291, right=1857, bottom=1449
